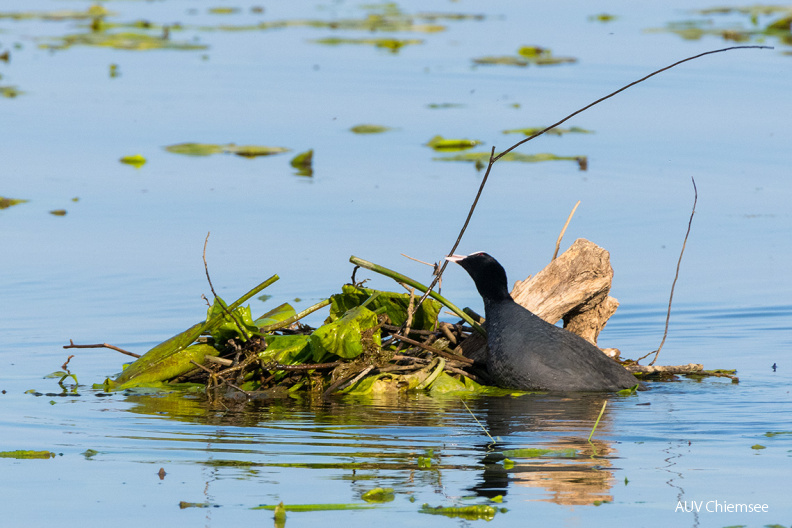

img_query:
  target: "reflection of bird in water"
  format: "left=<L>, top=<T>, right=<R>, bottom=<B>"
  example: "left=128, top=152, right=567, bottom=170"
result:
left=467, top=394, right=619, bottom=505
left=446, top=252, right=640, bottom=392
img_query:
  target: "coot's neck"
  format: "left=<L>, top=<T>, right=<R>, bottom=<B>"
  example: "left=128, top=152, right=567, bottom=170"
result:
left=468, top=263, right=513, bottom=306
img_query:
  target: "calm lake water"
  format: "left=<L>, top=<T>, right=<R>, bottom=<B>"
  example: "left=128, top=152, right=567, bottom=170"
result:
left=2, top=1, right=791, bottom=526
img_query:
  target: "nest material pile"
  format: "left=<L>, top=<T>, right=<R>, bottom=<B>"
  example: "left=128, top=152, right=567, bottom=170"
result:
left=95, top=239, right=735, bottom=397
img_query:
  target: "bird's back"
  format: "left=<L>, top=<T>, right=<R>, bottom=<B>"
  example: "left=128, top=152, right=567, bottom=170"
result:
left=485, top=299, right=639, bottom=392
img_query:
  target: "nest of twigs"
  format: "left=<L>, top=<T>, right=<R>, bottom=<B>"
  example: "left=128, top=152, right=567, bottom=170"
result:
left=174, top=316, right=489, bottom=401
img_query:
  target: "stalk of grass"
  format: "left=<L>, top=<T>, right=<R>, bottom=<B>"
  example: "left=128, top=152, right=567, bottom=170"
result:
left=588, top=400, right=608, bottom=442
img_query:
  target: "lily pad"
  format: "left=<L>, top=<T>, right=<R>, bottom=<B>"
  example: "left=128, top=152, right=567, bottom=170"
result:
left=208, top=7, right=240, bottom=15
left=424, top=135, right=482, bottom=151
left=502, top=126, right=593, bottom=136
left=473, top=55, right=530, bottom=67
left=119, top=154, right=147, bottom=167
left=474, top=46, right=576, bottom=67
left=313, top=37, right=423, bottom=52
left=420, top=504, right=497, bottom=521
left=232, top=145, right=291, bottom=158
left=41, top=32, right=208, bottom=52
left=164, top=143, right=224, bottom=156
left=0, top=450, right=56, bottom=459
left=0, top=5, right=111, bottom=21
left=361, top=488, right=395, bottom=503
left=164, top=142, right=290, bottom=157
left=253, top=503, right=376, bottom=511
left=435, top=151, right=587, bottom=171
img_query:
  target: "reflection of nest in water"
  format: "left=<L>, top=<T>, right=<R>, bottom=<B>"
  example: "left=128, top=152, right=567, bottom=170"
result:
left=508, top=439, right=616, bottom=506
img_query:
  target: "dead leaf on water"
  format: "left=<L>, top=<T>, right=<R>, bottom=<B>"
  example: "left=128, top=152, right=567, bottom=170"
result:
left=350, top=124, right=391, bottom=134
left=49, top=209, right=67, bottom=216
left=0, top=196, right=29, bottom=209
left=208, top=7, right=240, bottom=15
left=589, top=13, right=618, bottom=22
left=1, top=86, right=22, bottom=98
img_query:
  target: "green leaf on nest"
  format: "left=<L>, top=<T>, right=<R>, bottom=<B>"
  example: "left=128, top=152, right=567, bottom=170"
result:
left=311, top=305, right=380, bottom=360
left=328, top=285, right=440, bottom=330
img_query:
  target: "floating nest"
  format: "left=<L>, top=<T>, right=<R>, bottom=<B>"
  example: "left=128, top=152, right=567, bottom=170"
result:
left=84, top=240, right=736, bottom=399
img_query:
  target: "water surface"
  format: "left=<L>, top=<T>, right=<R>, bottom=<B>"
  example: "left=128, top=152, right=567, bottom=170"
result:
left=2, top=1, right=791, bottom=526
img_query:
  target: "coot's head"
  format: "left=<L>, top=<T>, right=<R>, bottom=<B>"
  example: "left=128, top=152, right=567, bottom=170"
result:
left=446, top=252, right=511, bottom=302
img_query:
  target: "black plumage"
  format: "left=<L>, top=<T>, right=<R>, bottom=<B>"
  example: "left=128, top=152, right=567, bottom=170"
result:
left=447, top=252, right=641, bottom=392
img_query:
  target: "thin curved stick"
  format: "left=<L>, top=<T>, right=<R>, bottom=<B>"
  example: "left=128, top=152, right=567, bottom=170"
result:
left=412, top=45, right=770, bottom=312
left=637, top=177, right=698, bottom=365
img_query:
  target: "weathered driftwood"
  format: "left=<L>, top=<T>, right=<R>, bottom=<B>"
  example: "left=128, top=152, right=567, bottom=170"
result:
left=511, top=238, right=617, bottom=346
left=456, top=238, right=618, bottom=363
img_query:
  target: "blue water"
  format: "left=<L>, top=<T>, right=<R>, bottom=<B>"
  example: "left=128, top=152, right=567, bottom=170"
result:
left=2, top=1, right=791, bottom=526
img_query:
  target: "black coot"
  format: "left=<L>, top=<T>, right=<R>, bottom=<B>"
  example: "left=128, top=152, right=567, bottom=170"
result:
left=447, top=252, right=641, bottom=392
